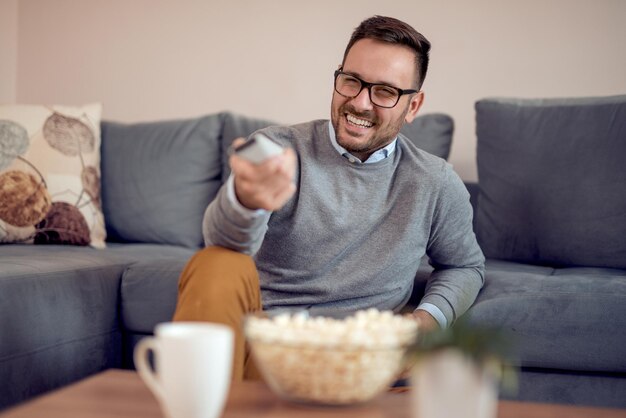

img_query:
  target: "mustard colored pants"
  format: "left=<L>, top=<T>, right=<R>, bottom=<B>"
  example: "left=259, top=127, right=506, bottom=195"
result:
left=172, top=246, right=262, bottom=380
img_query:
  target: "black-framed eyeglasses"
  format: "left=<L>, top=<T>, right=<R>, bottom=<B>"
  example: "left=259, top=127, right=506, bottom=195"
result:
left=333, top=69, right=418, bottom=108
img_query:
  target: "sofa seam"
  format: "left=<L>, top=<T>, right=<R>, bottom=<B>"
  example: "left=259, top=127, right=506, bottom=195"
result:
left=0, top=329, right=121, bottom=363
left=1, top=262, right=137, bottom=283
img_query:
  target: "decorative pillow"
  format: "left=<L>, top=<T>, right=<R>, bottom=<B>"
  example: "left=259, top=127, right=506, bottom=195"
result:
left=400, top=113, right=454, bottom=160
left=101, top=114, right=223, bottom=248
left=0, top=103, right=106, bottom=248
left=475, top=95, right=626, bottom=268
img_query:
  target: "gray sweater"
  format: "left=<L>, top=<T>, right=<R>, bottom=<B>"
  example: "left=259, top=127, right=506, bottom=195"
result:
left=203, top=120, right=485, bottom=324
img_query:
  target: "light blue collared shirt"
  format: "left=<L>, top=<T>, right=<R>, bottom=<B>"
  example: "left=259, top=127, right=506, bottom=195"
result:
left=327, top=121, right=397, bottom=164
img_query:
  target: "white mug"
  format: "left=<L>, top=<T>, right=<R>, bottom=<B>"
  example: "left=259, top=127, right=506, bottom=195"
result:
left=134, top=322, right=233, bottom=418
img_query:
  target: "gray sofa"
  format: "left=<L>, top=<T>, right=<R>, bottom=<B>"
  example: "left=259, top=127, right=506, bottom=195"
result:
left=465, top=95, right=626, bottom=407
left=1, top=96, right=625, bottom=411
left=0, top=110, right=453, bottom=410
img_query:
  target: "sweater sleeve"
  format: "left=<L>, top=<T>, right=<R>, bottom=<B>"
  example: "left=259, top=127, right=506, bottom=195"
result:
left=421, top=164, right=486, bottom=325
left=202, top=177, right=272, bottom=255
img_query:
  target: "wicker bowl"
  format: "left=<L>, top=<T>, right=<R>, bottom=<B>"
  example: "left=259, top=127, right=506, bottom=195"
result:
left=244, top=309, right=418, bottom=405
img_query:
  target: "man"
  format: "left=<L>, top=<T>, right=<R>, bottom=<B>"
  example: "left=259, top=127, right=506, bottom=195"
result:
left=173, top=15, right=485, bottom=380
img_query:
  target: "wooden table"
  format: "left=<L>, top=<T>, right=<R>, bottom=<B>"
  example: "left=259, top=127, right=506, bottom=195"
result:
left=2, top=370, right=626, bottom=418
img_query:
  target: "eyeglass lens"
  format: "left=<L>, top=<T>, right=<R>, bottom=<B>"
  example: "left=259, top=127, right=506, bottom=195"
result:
left=335, top=74, right=399, bottom=108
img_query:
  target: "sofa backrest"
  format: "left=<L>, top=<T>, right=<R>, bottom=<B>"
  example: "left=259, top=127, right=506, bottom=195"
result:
left=100, top=114, right=226, bottom=248
left=474, top=95, right=626, bottom=268
left=400, top=112, right=453, bottom=160
left=100, top=111, right=455, bottom=249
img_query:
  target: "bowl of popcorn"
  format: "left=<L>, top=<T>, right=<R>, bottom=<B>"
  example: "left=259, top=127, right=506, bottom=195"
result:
left=244, top=308, right=418, bottom=405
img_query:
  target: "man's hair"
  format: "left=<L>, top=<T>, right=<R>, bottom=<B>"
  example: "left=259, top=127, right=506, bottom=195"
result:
left=342, top=16, right=431, bottom=90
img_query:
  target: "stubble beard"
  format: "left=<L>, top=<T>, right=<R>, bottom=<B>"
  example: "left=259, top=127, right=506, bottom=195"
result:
left=332, top=102, right=409, bottom=158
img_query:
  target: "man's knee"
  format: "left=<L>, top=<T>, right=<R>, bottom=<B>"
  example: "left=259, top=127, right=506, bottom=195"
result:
left=194, top=245, right=254, bottom=265
left=178, top=247, right=260, bottom=308
left=178, top=245, right=259, bottom=298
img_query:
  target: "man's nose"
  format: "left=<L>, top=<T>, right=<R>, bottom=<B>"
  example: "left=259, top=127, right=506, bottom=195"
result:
left=350, top=87, right=374, bottom=110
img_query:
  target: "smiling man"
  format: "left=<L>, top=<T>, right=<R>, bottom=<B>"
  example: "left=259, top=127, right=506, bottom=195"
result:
left=332, top=37, right=424, bottom=162
left=173, top=16, right=485, bottom=380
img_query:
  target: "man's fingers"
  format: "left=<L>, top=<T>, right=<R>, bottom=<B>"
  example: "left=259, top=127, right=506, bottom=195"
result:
left=230, top=142, right=297, bottom=211
left=271, top=183, right=296, bottom=208
left=280, top=148, right=297, bottom=179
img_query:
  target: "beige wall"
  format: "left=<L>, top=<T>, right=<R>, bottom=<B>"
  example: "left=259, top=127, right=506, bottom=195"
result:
left=11, top=0, right=626, bottom=181
left=0, top=0, right=18, bottom=103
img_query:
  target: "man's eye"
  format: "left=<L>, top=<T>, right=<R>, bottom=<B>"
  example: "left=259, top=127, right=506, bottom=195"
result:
left=343, top=77, right=360, bottom=87
left=374, top=87, right=397, bottom=99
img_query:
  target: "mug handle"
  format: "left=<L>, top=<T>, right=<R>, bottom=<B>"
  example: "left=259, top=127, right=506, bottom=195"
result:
left=134, top=337, right=166, bottom=402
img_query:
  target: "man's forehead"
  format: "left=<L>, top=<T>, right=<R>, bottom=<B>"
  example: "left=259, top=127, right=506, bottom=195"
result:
left=343, top=39, right=417, bottom=87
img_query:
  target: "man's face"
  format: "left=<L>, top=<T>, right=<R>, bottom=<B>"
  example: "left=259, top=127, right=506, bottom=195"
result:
left=331, top=38, right=424, bottom=161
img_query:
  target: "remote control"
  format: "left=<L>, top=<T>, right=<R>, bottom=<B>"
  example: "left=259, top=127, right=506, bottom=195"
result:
left=234, top=133, right=283, bottom=164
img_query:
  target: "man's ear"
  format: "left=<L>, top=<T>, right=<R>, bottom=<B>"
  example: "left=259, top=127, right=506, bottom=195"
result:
left=404, top=91, right=425, bottom=124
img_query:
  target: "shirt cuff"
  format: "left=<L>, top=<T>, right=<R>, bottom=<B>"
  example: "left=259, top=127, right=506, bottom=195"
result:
left=226, top=174, right=268, bottom=220
left=415, top=303, right=448, bottom=329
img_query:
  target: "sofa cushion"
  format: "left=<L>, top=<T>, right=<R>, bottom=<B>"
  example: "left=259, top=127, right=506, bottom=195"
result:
left=0, top=244, right=128, bottom=408
left=101, top=115, right=222, bottom=248
left=120, top=256, right=193, bottom=334
left=0, top=103, right=106, bottom=248
left=465, top=260, right=626, bottom=373
left=110, top=243, right=195, bottom=334
left=510, top=368, right=626, bottom=409
left=475, top=95, right=626, bottom=268
left=400, top=112, right=454, bottom=160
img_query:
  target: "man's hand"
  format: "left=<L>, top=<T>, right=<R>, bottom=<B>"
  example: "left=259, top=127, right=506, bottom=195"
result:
left=395, top=310, right=441, bottom=383
left=230, top=137, right=297, bottom=211
left=410, top=309, right=440, bottom=333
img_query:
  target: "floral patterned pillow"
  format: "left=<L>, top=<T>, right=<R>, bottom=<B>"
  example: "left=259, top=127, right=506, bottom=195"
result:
left=0, top=103, right=106, bottom=248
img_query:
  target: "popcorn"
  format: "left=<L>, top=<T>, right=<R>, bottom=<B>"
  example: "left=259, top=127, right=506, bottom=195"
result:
left=244, top=309, right=418, bottom=405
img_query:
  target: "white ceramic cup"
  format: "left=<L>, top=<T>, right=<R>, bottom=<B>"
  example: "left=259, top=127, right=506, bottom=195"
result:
left=134, top=322, right=233, bottom=418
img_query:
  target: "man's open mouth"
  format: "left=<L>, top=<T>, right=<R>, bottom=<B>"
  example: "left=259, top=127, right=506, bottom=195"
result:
left=346, top=113, right=374, bottom=128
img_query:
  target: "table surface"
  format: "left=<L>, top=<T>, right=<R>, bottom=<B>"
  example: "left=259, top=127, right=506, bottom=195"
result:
left=2, top=370, right=626, bottom=418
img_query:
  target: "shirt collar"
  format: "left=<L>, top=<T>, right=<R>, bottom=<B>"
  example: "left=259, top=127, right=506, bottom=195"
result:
left=327, top=121, right=397, bottom=164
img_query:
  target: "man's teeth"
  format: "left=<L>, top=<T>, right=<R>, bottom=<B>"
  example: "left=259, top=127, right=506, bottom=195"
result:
left=346, top=114, right=373, bottom=128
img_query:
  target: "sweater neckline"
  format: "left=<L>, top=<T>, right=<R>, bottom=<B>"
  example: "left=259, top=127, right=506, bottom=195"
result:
left=321, top=120, right=399, bottom=170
